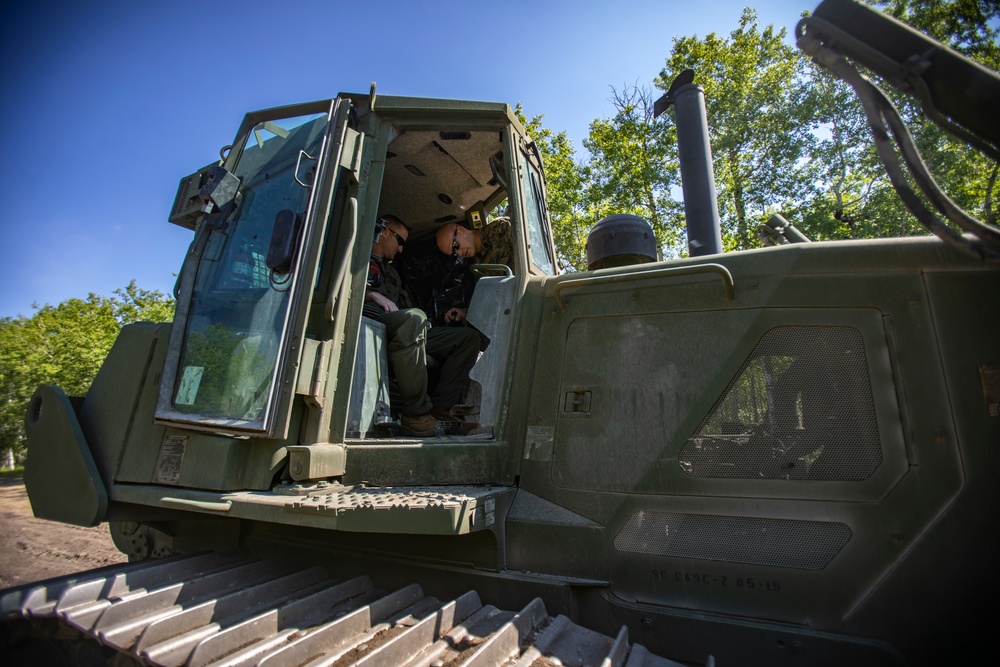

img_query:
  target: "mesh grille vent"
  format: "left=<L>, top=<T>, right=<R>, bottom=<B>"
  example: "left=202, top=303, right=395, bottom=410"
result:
left=614, top=512, right=851, bottom=570
left=169, top=173, right=202, bottom=220
left=170, top=175, right=197, bottom=216
left=680, top=326, right=881, bottom=480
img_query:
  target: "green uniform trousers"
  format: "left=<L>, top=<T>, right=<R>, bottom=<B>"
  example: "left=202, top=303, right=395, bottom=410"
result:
left=379, top=307, right=479, bottom=416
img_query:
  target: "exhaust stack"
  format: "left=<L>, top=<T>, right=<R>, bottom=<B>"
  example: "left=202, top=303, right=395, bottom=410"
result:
left=655, top=70, right=724, bottom=257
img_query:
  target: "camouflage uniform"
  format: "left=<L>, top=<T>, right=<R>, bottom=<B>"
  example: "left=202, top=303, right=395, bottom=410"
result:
left=365, top=255, right=479, bottom=417
left=476, top=218, right=513, bottom=269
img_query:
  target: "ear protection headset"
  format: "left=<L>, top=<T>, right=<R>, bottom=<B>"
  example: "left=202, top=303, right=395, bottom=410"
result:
left=373, top=216, right=389, bottom=244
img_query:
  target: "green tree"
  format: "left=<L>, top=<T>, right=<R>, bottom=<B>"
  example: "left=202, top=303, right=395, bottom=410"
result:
left=876, top=0, right=1000, bottom=66
left=515, top=1, right=999, bottom=264
left=795, top=66, right=910, bottom=240
left=658, top=9, right=813, bottom=250
left=584, top=84, right=684, bottom=258
left=515, top=105, right=589, bottom=271
left=799, top=0, right=1000, bottom=239
left=875, top=0, right=1000, bottom=229
left=0, top=281, right=175, bottom=467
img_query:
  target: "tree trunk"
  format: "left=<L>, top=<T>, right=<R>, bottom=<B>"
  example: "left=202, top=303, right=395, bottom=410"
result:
left=728, top=148, right=749, bottom=248
left=985, top=160, right=998, bottom=226
left=734, top=179, right=749, bottom=249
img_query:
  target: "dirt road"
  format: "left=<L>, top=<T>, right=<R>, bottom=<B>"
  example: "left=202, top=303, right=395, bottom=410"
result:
left=0, top=476, right=126, bottom=589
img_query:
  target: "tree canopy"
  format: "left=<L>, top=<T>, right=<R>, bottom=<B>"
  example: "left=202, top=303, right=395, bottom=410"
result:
left=525, top=0, right=998, bottom=259
left=0, top=281, right=174, bottom=465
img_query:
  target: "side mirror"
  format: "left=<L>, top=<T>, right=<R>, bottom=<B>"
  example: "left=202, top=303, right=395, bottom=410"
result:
left=266, top=209, right=303, bottom=274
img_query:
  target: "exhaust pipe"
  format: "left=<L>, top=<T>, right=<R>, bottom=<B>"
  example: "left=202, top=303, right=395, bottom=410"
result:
left=655, top=70, right=724, bottom=257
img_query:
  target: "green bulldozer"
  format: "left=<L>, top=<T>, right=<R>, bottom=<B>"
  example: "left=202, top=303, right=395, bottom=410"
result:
left=3, top=1, right=998, bottom=665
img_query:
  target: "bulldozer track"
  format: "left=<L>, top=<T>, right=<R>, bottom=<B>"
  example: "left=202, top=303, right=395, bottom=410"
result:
left=1, top=551, right=681, bottom=666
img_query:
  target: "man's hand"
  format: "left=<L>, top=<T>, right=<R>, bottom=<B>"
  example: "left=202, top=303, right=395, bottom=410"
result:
left=444, top=307, right=467, bottom=324
left=370, top=292, right=398, bottom=313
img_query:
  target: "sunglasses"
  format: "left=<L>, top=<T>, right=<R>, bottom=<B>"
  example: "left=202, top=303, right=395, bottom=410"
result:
left=388, top=229, right=405, bottom=247
left=451, top=226, right=459, bottom=257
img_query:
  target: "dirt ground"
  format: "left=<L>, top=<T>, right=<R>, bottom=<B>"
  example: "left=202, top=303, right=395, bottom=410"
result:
left=0, top=476, right=126, bottom=589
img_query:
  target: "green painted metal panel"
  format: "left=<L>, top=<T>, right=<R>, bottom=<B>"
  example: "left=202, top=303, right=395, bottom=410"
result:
left=23, top=385, right=108, bottom=527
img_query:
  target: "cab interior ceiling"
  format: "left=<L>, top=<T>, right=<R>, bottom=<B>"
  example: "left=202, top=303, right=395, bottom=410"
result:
left=378, top=129, right=505, bottom=239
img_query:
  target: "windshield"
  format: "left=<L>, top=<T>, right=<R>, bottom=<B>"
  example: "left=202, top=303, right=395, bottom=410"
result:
left=170, top=112, right=327, bottom=427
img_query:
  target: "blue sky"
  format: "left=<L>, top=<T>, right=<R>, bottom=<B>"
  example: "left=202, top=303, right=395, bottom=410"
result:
left=1, top=0, right=810, bottom=318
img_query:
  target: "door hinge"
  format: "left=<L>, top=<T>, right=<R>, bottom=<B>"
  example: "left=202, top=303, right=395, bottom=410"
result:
left=339, top=128, right=364, bottom=181
left=296, top=338, right=331, bottom=409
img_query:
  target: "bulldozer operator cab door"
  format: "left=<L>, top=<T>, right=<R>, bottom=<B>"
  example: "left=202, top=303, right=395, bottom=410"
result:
left=518, top=140, right=557, bottom=276
left=155, top=99, right=355, bottom=439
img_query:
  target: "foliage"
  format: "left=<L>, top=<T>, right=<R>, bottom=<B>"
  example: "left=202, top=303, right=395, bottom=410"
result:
left=514, top=105, right=589, bottom=271
left=892, top=3, right=1000, bottom=228
left=876, top=0, right=1000, bottom=67
left=658, top=9, right=814, bottom=250
left=798, top=0, right=1000, bottom=240
left=584, top=85, right=685, bottom=258
left=515, top=1, right=999, bottom=263
left=0, top=281, right=175, bottom=463
left=794, top=65, right=919, bottom=241
left=175, top=323, right=273, bottom=420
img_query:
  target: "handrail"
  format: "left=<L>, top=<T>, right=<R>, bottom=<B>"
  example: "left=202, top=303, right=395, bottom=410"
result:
left=554, top=263, right=735, bottom=313
left=471, top=263, right=513, bottom=277
left=325, top=196, right=358, bottom=322
left=293, top=150, right=317, bottom=188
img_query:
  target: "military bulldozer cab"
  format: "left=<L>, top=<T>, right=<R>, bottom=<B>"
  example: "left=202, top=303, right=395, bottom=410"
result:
left=150, top=93, right=555, bottom=480
left=6, top=1, right=1000, bottom=666
left=20, top=92, right=561, bottom=553
left=156, top=93, right=551, bottom=448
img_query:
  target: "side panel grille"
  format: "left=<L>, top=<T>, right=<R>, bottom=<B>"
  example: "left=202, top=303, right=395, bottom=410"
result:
left=614, top=511, right=852, bottom=570
left=680, top=326, right=881, bottom=481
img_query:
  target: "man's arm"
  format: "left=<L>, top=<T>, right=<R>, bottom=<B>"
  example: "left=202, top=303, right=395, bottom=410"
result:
left=365, top=290, right=398, bottom=313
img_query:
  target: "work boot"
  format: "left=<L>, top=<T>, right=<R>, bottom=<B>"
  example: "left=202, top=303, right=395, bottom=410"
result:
left=429, top=407, right=458, bottom=435
left=443, top=404, right=479, bottom=417
left=430, top=407, right=455, bottom=421
left=400, top=412, right=439, bottom=437
left=431, top=407, right=478, bottom=435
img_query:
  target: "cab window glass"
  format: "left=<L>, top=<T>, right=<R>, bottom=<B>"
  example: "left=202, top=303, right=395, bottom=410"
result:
left=520, top=159, right=555, bottom=275
left=172, top=112, right=326, bottom=424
